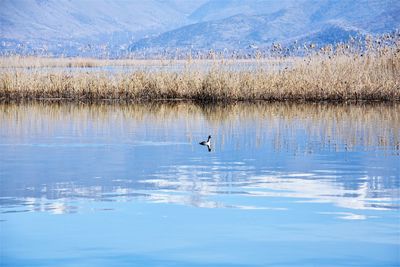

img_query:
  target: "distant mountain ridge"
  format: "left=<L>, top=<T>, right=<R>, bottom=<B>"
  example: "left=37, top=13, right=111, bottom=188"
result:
left=0, top=0, right=207, bottom=56
left=130, top=0, right=400, bottom=54
left=0, top=0, right=399, bottom=57
left=0, top=0, right=207, bottom=40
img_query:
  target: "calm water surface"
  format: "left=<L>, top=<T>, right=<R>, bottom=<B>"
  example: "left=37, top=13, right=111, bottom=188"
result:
left=1, top=102, right=399, bottom=267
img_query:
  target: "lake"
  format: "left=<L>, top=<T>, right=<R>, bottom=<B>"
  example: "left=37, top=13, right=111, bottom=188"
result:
left=1, top=102, right=399, bottom=267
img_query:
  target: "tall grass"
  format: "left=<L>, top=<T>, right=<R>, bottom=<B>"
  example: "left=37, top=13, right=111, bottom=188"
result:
left=1, top=34, right=399, bottom=102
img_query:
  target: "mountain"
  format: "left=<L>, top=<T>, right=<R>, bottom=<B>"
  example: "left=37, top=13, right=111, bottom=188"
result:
left=188, top=0, right=296, bottom=22
left=130, top=0, right=400, bottom=53
left=0, top=0, right=208, bottom=40
left=1, top=0, right=399, bottom=57
left=130, top=12, right=290, bottom=51
left=0, top=0, right=206, bottom=56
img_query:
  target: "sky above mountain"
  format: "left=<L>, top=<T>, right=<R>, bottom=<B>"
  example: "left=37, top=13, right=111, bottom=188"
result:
left=1, top=0, right=399, bottom=56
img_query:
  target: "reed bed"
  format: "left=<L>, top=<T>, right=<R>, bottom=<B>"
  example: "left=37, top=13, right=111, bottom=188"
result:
left=1, top=36, right=399, bottom=102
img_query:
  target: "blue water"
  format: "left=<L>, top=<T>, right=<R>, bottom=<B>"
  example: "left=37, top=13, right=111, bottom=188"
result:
left=1, top=102, right=399, bottom=267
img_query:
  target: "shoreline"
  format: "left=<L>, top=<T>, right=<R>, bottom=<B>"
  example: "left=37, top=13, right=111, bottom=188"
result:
left=1, top=98, right=399, bottom=106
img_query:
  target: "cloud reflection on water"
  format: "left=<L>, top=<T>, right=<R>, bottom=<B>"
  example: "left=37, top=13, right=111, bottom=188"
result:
left=1, top=165, right=397, bottom=218
left=139, top=165, right=399, bottom=213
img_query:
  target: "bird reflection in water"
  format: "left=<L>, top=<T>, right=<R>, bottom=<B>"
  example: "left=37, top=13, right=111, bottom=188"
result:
left=199, top=135, right=212, bottom=152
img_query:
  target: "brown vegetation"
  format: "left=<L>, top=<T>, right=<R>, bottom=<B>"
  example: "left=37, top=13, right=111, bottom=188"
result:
left=1, top=35, right=399, bottom=102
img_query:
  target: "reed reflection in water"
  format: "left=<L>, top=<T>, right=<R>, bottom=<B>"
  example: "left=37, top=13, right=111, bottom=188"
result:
left=2, top=101, right=399, bottom=149
left=1, top=101, right=399, bottom=214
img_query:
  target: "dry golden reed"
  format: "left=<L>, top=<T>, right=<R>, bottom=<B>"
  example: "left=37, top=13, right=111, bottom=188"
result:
left=1, top=39, right=399, bottom=102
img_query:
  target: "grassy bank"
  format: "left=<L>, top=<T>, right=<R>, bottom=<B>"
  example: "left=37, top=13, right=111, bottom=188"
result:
left=1, top=40, right=399, bottom=103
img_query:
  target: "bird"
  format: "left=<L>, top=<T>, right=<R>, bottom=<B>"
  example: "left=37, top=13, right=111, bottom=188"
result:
left=199, top=135, right=211, bottom=146
left=199, top=135, right=212, bottom=152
